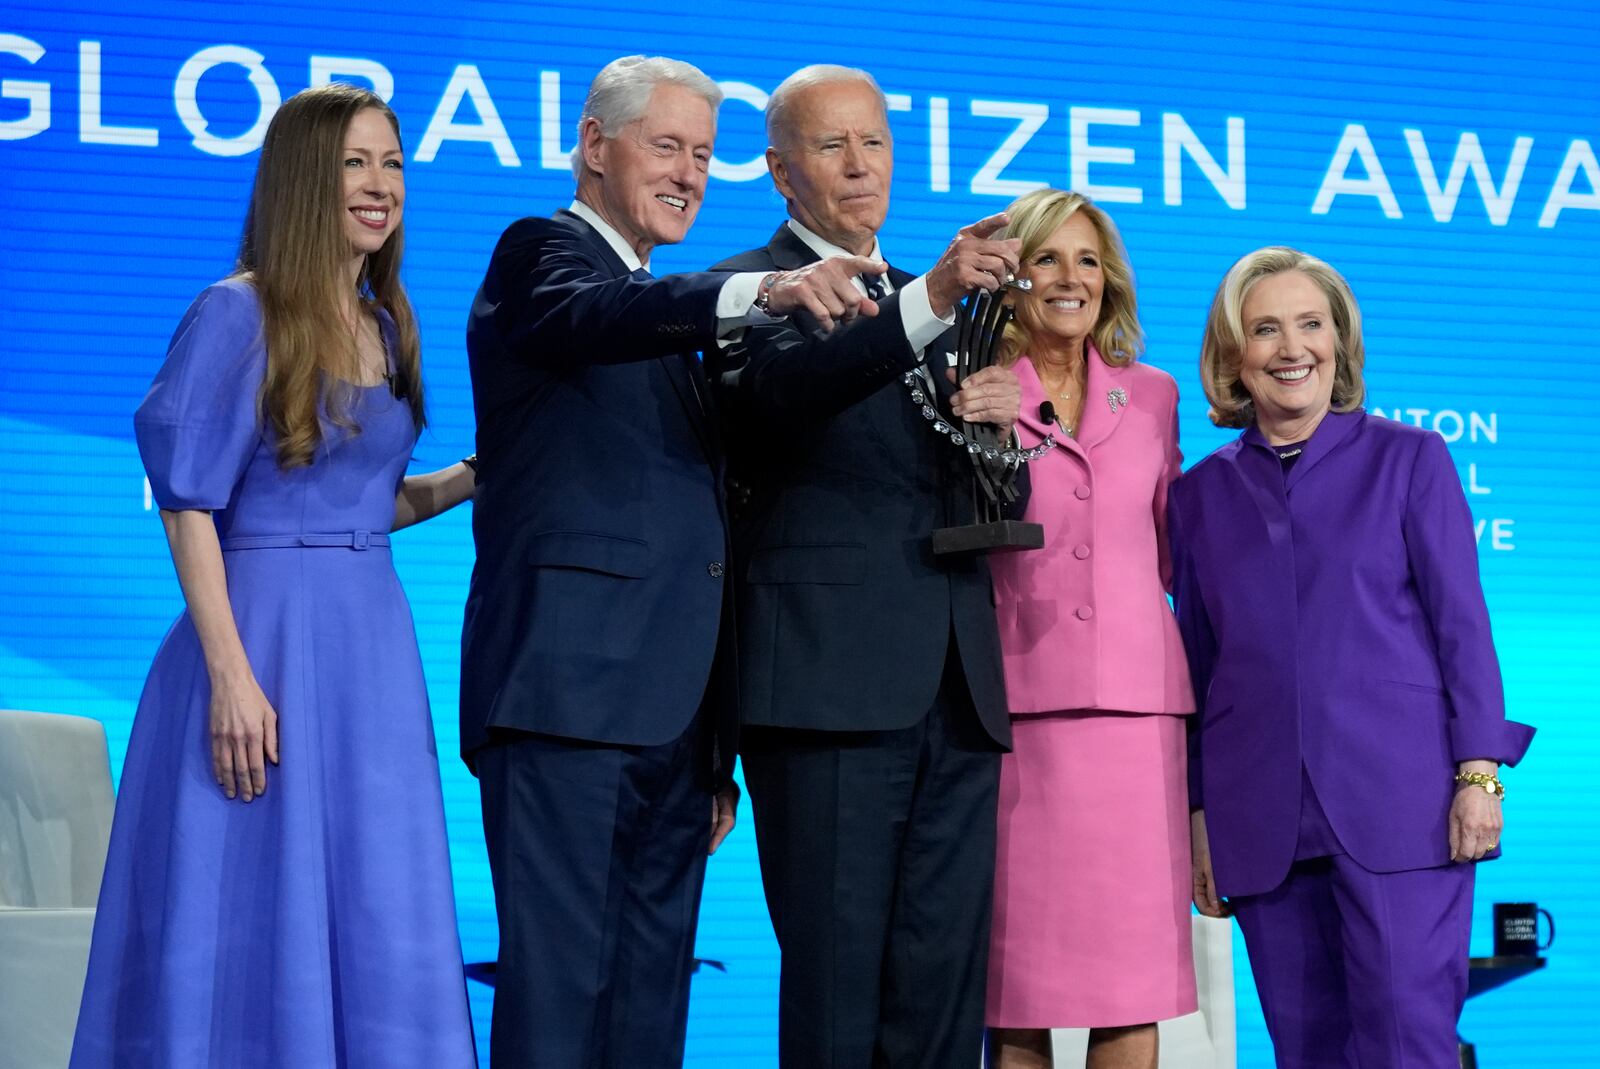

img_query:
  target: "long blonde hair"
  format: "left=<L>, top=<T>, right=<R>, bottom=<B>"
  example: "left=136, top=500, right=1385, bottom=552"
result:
left=236, top=83, right=424, bottom=469
left=997, top=188, right=1143, bottom=367
left=1199, top=247, right=1366, bottom=429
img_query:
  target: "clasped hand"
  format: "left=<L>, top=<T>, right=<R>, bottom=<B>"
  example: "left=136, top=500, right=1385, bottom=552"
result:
left=947, top=365, right=1021, bottom=440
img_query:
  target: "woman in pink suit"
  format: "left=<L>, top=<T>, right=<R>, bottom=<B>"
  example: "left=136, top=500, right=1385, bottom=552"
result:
left=985, top=188, right=1196, bottom=1069
left=1170, top=247, right=1534, bottom=1067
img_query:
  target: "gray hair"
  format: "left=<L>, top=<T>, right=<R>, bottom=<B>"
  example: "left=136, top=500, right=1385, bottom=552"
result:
left=571, top=55, right=723, bottom=178
left=766, top=64, right=887, bottom=151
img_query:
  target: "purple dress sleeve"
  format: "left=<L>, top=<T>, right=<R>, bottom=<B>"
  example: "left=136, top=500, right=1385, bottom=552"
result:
left=1402, top=430, right=1535, bottom=765
left=134, top=281, right=267, bottom=511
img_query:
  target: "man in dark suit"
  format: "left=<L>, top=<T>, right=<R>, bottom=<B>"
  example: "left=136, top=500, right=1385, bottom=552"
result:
left=707, top=64, right=1026, bottom=1068
left=461, top=55, right=884, bottom=1068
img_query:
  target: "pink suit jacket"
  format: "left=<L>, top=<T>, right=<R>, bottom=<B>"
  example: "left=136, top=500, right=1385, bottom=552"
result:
left=991, top=346, right=1195, bottom=716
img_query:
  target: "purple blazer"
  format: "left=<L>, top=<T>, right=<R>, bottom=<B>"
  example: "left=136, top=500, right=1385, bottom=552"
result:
left=1167, top=409, right=1534, bottom=897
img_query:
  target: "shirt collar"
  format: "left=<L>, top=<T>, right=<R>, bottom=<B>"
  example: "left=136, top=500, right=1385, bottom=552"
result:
left=569, top=199, right=648, bottom=273
left=785, top=217, right=883, bottom=266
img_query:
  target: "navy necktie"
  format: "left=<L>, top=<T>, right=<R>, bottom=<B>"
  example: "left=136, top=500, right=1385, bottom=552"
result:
left=860, top=273, right=888, bottom=302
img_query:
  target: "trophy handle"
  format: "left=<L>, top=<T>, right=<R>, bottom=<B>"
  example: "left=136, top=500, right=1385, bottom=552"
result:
left=926, top=285, right=1046, bottom=555
left=955, top=290, right=1015, bottom=511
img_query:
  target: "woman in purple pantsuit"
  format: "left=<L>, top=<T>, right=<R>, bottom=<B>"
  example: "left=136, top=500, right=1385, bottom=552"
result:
left=71, top=85, right=477, bottom=1067
left=1168, top=247, right=1534, bottom=1068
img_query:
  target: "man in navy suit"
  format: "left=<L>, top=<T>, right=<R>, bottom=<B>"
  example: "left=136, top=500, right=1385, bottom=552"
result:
left=707, top=64, right=1026, bottom=1068
left=461, top=55, right=884, bottom=1068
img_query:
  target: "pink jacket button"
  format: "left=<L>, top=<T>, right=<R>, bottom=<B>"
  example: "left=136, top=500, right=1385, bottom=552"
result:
left=1073, top=544, right=1091, bottom=560
left=1076, top=605, right=1094, bottom=620
left=1074, top=484, right=1092, bottom=500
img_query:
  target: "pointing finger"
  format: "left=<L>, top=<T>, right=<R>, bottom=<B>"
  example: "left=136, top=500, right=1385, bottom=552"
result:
left=961, top=212, right=1010, bottom=239
left=840, top=255, right=889, bottom=277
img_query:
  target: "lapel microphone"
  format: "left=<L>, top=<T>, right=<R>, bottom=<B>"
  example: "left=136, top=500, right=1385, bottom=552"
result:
left=1040, top=401, right=1057, bottom=424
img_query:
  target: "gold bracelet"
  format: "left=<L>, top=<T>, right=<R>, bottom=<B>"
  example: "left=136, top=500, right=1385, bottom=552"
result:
left=1455, top=770, right=1505, bottom=799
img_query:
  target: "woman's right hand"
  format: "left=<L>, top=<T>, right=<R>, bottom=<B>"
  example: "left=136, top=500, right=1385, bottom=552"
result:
left=209, top=669, right=280, bottom=802
left=157, top=508, right=279, bottom=803
left=1190, top=808, right=1230, bottom=918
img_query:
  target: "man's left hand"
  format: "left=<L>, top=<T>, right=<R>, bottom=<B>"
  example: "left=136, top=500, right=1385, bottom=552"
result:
left=948, top=365, right=1022, bottom=440
left=709, top=781, right=740, bottom=855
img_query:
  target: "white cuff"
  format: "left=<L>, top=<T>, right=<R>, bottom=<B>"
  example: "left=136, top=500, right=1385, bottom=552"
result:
left=716, top=272, right=780, bottom=340
left=899, top=275, right=955, bottom=357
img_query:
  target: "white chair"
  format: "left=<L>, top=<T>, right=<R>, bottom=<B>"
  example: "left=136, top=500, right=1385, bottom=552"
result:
left=1051, top=914, right=1237, bottom=1068
left=0, top=709, right=115, bottom=1069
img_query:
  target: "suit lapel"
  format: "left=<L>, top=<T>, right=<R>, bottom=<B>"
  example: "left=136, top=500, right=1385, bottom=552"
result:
left=1022, top=342, right=1119, bottom=463
left=677, top=351, right=722, bottom=460
left=768, top=224, right=816, bottom=270
left=661, top=338, right=714, bottom=452
left=559, top=211, right=717, bottom=461
left=1071, top=344, right=1126, bottom=453
left=556, top=209, right=630, bottom=275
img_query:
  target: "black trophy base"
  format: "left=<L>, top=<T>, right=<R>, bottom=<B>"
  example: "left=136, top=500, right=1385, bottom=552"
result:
left=932, top=520, right=1045, bottom=557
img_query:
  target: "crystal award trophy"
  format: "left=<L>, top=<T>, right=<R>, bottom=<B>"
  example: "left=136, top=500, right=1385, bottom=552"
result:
left=928, top=283, right=1048, bottom=556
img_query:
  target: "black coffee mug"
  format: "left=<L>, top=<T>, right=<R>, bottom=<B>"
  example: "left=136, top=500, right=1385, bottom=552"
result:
left=1493, top=902, right=1554, bottom=957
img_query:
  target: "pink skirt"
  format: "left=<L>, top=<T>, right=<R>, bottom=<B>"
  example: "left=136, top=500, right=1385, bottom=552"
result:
left=986, top=710, right=1197, bottom=1028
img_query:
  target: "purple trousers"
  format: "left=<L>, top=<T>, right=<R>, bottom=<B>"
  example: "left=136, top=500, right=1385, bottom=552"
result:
left=1231, top=853, right=1474, bottom=1068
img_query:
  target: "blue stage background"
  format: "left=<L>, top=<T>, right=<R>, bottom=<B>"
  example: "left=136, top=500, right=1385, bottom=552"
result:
left=2, top=2, right=1596, bottom=1063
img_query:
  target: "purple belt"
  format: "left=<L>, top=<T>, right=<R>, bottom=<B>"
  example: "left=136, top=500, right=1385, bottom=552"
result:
left=219, top=531, right=390, bottom=551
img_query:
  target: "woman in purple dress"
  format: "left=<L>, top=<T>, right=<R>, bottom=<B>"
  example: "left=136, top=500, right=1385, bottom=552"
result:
left=1169, top=247, right=1533, bottom=1067
left=71, top=84, right=478, bottom=1067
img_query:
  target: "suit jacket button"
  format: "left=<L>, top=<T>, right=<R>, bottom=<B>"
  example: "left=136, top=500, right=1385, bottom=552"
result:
left=708, top=561, right=725, bottom=578
left=1074, top=484, right=1091, bottom=500
left=1075, top=605, right=1094, bottom=620
left=1073, top=543, right=1091, bottom=560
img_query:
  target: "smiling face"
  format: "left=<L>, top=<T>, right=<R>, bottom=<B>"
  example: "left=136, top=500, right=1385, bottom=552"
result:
left=767, top=79, right=892, bottom=256
left=341, top=107, right=405, bottom=264
left=1014, top=212, right=1105, bottom=358
left=583, top=82, right=716, bottom=260
left=1238, top=270, right=1340, bottom=437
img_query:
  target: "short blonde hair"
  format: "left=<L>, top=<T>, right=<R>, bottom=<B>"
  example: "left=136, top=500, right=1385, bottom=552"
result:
left=997, top=188, right=1142, bottom=367
left=1199, top=246, right=1366, bottom=429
